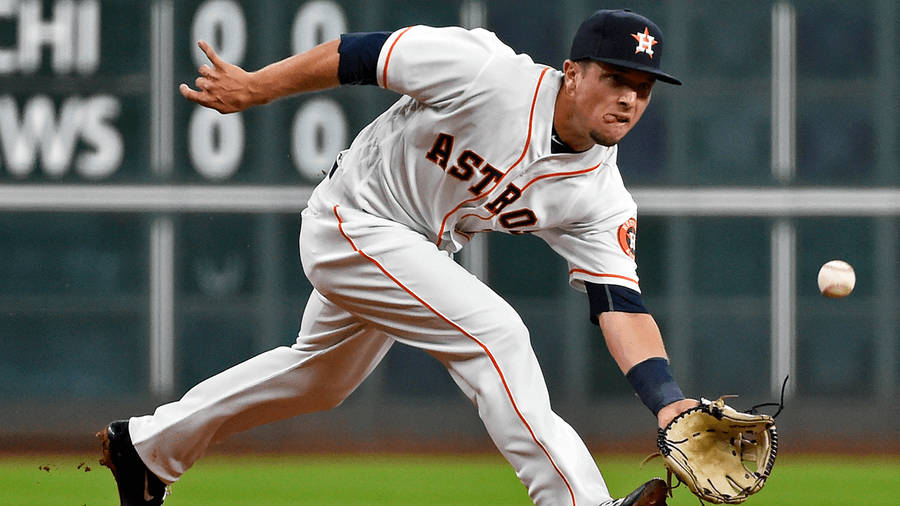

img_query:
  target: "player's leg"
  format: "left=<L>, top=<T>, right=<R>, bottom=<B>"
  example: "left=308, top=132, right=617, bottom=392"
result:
left=127, top=289, right=394, bottom=483
left=313, top=205, right=610, bottom=506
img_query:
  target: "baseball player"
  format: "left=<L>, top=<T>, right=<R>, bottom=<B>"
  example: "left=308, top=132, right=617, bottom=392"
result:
left=98, top=9, right=696, bottom=506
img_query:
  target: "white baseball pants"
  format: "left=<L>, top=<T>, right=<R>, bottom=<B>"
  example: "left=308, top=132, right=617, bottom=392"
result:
left=129, top=199, right=611, bottom=505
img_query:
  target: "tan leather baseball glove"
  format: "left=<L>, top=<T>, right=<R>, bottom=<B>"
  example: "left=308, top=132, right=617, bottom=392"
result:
left=656, top=397, right=778, bottom=504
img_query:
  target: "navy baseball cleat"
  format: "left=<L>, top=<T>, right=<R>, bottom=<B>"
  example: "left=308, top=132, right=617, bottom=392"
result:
left=612, top=478, right=668, bottom=506
left=97, top=420, right=167, bottom=506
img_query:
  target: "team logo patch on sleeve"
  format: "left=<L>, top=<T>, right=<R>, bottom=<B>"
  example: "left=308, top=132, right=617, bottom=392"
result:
left=617, top=217, right=637, bottom=259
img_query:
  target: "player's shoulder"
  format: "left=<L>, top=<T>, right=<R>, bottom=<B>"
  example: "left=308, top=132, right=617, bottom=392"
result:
left=401, top=25, right=541, bottom=70
left=462, top=26, right=514, bottom=51
left=568, top=147, right=638, bottom=223
left=396, top=25, right=514, bottom=55
left=379, top=25, right=543, bottom=107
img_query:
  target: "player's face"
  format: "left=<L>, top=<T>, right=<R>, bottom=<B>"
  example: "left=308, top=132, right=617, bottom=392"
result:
left=567, top=61, right=655, bottom=147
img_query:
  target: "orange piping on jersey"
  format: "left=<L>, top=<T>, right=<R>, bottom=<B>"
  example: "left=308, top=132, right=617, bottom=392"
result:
left=452, top=161, right=604, bottom=237
left=454, top=214, right=492, bottom=239
left=519, top=160, right=604, bottom=192
left=458, top=212, right=494, bottom=222
left=381, top=26, right=414, bottom=90
left=435, top=67, right=551, bottom=248
left=569, top=268, right=639, bottom=286
left=332, top=204, right=576, bottom=506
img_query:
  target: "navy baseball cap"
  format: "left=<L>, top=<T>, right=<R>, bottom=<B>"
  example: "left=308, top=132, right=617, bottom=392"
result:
left=570, top=9, right=681, bottom=85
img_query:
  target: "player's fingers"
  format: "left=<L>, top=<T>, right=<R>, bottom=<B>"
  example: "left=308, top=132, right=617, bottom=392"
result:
left=179, top=83, right=210, bottom=106
left=195, top=76, right=210, bottom=90
left=180, top=83, right=230, bottom=113
left=198, top=64, right=213, bottom=77
left=197, top=40, right=225, bottom=68
left=179, top=83, right=199, bottom=100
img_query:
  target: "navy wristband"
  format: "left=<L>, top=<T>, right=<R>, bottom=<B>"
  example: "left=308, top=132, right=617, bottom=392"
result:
left=625, top=357, right=685, bottom=416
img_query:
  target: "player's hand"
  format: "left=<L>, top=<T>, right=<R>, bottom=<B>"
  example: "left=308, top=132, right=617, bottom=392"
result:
left=657, top=398, right=699, bottom=428
left=180, top=40, right=260, bottom=114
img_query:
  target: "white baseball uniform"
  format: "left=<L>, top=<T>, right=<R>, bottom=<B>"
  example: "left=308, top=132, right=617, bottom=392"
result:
left=129, top=25, right=641, bottom=506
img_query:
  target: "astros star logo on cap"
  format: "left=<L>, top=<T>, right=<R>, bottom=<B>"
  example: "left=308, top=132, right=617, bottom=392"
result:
left=631, top=27, right=658, bottom=58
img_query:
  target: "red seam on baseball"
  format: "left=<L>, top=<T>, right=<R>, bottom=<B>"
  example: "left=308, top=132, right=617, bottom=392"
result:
left=332, top=204, right=576, bottom=505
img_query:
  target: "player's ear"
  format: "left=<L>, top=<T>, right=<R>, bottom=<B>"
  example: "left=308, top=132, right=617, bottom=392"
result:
left=562, top=59, right=580, bottom=94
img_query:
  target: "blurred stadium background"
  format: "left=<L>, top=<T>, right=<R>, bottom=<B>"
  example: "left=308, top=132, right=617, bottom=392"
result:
left=0, top=0, right=897, bottom=458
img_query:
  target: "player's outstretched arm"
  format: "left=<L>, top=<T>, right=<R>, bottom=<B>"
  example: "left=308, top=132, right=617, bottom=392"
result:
left=596, top=311, right=698, bottom=427
left=179, top=39, right=341, bottom=113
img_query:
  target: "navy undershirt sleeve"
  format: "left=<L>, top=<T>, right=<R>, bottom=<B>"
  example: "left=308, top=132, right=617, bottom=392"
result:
left=585, top=282, right=648, bottom=325
left=337, top=31, right=391, bottom=85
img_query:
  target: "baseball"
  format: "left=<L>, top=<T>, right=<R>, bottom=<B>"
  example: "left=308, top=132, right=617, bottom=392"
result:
left=817, top=260, right=855, bottom=298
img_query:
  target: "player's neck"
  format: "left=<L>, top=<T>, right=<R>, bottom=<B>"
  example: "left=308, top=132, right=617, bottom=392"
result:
left=553, top=87, right=593, bottom=152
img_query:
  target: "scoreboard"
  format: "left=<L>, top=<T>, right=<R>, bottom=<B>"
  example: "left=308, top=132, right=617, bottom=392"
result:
left=0, top=0, right=137, bottom=181
left=5, top=1, right=344, bottom=184
left=0, top=0, right=487, bottom=398
left=0, top=0, right=476, bottom=185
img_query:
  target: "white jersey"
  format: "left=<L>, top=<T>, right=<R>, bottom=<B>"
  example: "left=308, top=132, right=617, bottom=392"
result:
left=313, top=25, right=640, bottom=293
